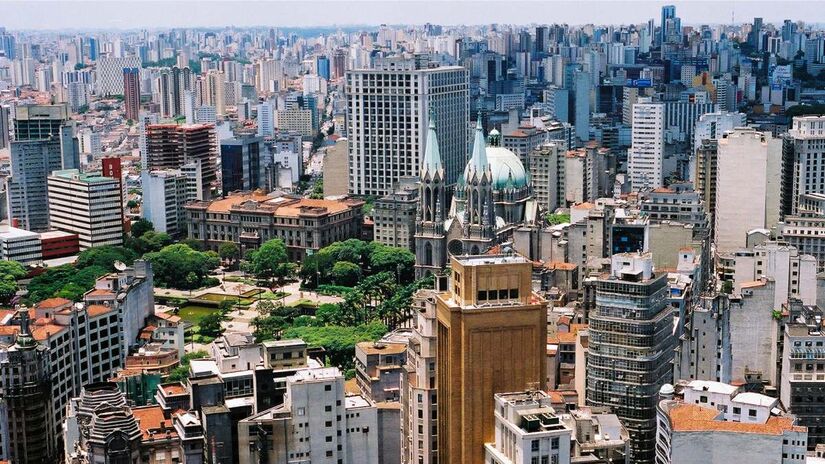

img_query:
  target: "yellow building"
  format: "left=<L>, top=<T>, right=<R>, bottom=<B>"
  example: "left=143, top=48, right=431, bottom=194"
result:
left=436, top=254, right=548, bottom=464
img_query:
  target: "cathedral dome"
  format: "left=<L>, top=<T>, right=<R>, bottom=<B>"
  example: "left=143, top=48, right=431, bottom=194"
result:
left=484, top=146, right=528, bottom=190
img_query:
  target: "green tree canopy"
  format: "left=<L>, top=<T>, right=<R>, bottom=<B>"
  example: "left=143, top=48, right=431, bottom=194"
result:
left=144, top=244, right=220, bottom=290
left=282, top=322, right=388, bottom=370
left=131, top=218, right=155, bottom=238
left=330, top=261, right=362, bottom=287
left=76, top=246, right=138, bottom=271
left=218, top=242, right=240, bottom=262
left=369, top=244, right=415, bottom=283
left=247, top=239, right=291, bottom=284
left=198, top=313, right=224, bottom=338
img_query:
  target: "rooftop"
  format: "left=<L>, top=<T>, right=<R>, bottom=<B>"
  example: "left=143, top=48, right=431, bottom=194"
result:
left=668, top=403, right=802, bottom=435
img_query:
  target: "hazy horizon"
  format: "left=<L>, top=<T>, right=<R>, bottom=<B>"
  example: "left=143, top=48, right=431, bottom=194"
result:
left=4, top=0, right=825, bottom=32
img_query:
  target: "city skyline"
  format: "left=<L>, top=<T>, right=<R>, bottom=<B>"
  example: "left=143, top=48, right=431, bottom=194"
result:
left=4, top=0, right=825, bottom=31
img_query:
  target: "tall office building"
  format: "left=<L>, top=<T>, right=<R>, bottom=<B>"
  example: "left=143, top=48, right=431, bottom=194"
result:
left=784, top=116, right=825, bottom=215
left=628, top=98, right=664, bottom=190
left=140, top=169, right=190, bottom=236
left=123, top=67, right=140, bottom=121
left=48, top=169, right=124, bottom=249
left=316, top=55, right=330, bottom=80
left=7, top=104, right=79, bottom=231
left=586, top=252, right=675, bottom=464
left=347, top=57, right=469, bottom=196
left=714, top=128, right=782, bottom=252
left=0, top=310, right=56, bottom=464
left=692, top=111, right=746, bottom=153
left=220, top=134, right=264, bottom=194
left=660, top=5, right=676, bottom=45
left=144, top=123, right=217, bottom=200
left=574, top=70, right=591, bottom=142
left=751, top=17, right=764, bottom=49
left=437, top=254, right=547, bottom=464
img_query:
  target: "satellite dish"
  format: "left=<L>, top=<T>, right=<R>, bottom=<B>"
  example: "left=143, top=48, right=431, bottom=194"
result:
left=114, top=261, right=127, bottom=271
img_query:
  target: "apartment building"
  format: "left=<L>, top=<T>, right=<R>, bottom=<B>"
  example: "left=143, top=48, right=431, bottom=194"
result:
left=238, top=367, right=379, bottom=464
left=144, top=123, right=217, bottom=200
left=586, top=252, right=675, bottom=464
left=529, top=142, right=566, bottom=212
left=657, top=381, right=807, bottom=464
left=372, top=177, right=419, bottom=252
left=627, top=99, right=664, bottom=190
left=401, top=289, right=439, bottom=464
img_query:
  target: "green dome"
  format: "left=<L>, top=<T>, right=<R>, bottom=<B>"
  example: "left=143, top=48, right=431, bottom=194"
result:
left=485, top=147, right=528, bottom=189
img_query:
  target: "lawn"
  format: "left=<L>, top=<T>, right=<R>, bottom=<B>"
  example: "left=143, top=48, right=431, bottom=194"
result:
left=176, top=304, right=220, bottom=324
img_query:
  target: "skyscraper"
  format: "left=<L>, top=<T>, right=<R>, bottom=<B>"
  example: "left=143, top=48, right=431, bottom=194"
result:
left=784, top=116, right=825, bottom=216
left=316, top=55, right=330, bottom=80
left=7, top=104, right=79, bottom=231
left=346, top=57, right=469, bottom=196
left=0, top=310, right=56, bottom=464
left=436, top=254, right=547, bottom=464
left=0, top=104, right=9, bottom=149
left=96, top=56, right=141, bottom=96
left=122, top=67, right=140, bottom=121
left=157, top=66, right=192, bottom=118
left=586, top=252, right=675, bottom=464
left=627, top=98, right=664, bottom=190
left=660, top=5, right=676, bottom=45
left=204, top=70, right=226, bottom=116
left=220, top=134, right=264, bottom=194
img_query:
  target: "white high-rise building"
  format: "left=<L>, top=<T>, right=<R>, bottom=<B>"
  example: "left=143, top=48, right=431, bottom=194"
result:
left=628, top=98, right=664, bottom=190
left=714, top=128, right=782, bottom=252
left=47, top=169, right=123, bottom=249
left=238, top=367, right=379, bottom=464
left=140, top=169, right=189, bottom=236
left=484, top=391, right=573, bottom=464
left=257, top=102, right=274, bottom=138
left=786, top=116, right=825, bottom=214
left=346, top=57, right=469, bottom=195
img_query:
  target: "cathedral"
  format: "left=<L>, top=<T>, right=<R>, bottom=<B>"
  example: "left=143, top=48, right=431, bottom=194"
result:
left=415, top=115, right=539, bottom=278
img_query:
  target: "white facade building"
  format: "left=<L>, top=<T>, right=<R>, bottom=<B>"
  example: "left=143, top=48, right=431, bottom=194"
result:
left=786, top=116, right=825, bottom=214
left=0, top=224, right=42, bottom=265
left=238, top=367, right=379, bottom=464
left=140, top=169, right=189, bottom=236
left=628, top=98, right=664, bottom=190
left=346, top=57, right=469, bottom=195
left=714, top=128, right=782, bottom=252
left=47, top=169, right=123, bottom=250
left=484, top=391, right=572, bottom=464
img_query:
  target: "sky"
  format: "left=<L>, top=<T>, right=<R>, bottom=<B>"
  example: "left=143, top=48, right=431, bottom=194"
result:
left=3, top=0, right=825, bottom=31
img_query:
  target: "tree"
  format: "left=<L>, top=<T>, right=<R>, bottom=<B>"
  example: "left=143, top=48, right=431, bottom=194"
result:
left=298, top=252, right=334, bottom=288
left=247, top=239, right=291, bottom=285
left=257, top=300, right=277, bottom=316
left=330, top=261, right=362, bottom=287
left=144, top=244, right=220, bottom=290
left=318, top=239, right=373, bottom=269
left=218, top=242, right=240, bottom=264
left=369, top=245, right=415, bottom=283
left=251, top=315, right=288, bottom=342
left=181, top=238, right=205, bottom=251
left=198, top=313, right=224, bottom=338
left=136, top=231, right=172, bottom=254
left=76, top=246, right=137, bottom=270
left=282, top=322, right=388, bottom=370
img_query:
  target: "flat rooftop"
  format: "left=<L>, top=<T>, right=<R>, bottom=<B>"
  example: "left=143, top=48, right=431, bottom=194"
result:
left=455, top=254, right=531, bottom=266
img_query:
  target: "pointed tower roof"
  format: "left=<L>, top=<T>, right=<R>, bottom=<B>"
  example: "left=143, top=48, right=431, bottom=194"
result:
left=468, top=114, right=489, bottom=173
left=421, top=110, right=443, bottom=176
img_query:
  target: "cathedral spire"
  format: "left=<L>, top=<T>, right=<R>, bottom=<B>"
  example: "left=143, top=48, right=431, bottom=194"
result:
left=468, top=114, right=488, bottom=174
left=421, top=109, right=443, bottom=177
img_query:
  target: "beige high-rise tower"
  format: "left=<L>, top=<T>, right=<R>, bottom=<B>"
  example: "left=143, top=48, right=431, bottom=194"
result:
left=436, top=254, right=547, bottom=464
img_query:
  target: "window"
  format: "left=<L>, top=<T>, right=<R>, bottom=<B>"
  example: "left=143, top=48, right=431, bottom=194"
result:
left=531, top=440, right=539, bottom=451
left=749, top=409, right=757, bottom=417
left=733, top=407, right=741, bottom=415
